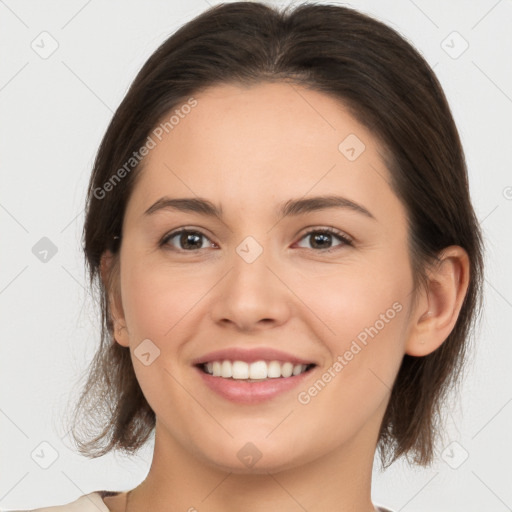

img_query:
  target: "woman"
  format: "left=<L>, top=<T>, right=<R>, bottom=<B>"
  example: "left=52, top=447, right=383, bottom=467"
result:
left=10, top=1, right=483, bottom=511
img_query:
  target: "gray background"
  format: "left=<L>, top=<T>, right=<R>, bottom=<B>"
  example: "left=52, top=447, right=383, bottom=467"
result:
left=1, top=0, right=511, bottom=510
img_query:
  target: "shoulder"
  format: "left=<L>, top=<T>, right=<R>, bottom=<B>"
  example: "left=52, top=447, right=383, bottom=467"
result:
left=1, top=491, right=111, bottom=512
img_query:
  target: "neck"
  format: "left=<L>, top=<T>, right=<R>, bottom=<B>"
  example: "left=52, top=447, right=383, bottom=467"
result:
left=125, top=417, right=382, bottom=512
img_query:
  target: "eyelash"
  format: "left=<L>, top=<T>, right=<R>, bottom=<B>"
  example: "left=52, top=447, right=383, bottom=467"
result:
left=159, top=226, right=353, bottom=254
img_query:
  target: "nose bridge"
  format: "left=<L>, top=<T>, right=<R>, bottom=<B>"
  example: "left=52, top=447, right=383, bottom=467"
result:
left=235, top=234, right=266, bottom=267
left=228, top=232, right=275, bottom=294
left=210, top=231, right=291, bottom=329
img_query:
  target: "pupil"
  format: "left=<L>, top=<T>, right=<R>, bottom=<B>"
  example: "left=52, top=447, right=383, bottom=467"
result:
left=312, top=233, right=331, bottom=249
left=182, top=232, right=201, bottom=249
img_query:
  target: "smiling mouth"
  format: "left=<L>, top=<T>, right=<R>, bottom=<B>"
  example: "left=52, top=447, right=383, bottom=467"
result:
left=197, top=360, right=317, bottom=381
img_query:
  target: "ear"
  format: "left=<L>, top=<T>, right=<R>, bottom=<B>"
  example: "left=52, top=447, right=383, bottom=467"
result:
left=405, top=246, right=470, bottom=356
left=100, top=250, right=130, bottom=347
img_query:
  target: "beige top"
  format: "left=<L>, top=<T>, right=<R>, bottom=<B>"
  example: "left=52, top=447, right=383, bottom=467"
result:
left=1, top=491, right=395, bottom=512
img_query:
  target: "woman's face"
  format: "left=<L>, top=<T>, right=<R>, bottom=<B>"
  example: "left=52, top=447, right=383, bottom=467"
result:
left=111, top=82, right=419, bottom=473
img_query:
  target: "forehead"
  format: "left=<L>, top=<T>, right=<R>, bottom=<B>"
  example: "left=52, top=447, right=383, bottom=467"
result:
left=154, top=81, right=379, bottom=163
left=126, top=81, right=397, bottom=221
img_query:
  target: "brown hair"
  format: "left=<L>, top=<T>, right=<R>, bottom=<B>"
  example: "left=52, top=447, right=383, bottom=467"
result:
left=66, top=1, right=484, bottom=469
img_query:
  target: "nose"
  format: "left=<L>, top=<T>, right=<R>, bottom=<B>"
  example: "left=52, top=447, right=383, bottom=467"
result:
left=209, top=240, right=292, bottom=332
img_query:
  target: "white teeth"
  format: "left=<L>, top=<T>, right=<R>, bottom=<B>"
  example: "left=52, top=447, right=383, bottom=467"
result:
left=281, top=362, right=293, bottom=378
left=202, top=360, right=311, bottom=379
left=267, top=360, right=282, bottom=378
left=221, top=360, right=232, bottom=378
left=232, top=361, right=249, bottom=379
left=249, top=360, right=267, bottom=379
left=292, top=364, right=303, bottom=376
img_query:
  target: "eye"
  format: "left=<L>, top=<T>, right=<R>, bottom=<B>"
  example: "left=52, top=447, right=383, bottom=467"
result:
left=295, top=227, right=352, bottom=252
left=159, top=226, right=352, bottom=253
left=160, top=228, right=217, bottom=251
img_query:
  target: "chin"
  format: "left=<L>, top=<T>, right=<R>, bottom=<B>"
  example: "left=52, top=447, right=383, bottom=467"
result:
left=195, top=436, right=310, bottom=475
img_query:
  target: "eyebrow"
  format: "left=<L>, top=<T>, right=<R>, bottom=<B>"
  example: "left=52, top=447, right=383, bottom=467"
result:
left=143, top=194, right=376, bottom=220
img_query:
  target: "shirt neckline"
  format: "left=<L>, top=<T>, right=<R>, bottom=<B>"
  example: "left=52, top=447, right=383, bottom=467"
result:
left=91, top=490, right=392, bottom=512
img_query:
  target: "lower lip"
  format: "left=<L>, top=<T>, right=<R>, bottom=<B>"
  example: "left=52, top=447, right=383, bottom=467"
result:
left=195, top=366, right=315, bottom=404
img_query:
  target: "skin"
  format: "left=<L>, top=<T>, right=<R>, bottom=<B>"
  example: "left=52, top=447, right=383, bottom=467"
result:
left=101, top=82, right=470, bottom=512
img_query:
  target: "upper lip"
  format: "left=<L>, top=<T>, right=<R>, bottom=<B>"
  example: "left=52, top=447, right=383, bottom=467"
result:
left=191, top=347, right=317, bottom=366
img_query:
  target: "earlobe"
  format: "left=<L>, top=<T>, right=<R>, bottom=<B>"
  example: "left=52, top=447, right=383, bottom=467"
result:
left=100, top=250, right=130, bottom=348
left=405, top=246, right=470, bottom=357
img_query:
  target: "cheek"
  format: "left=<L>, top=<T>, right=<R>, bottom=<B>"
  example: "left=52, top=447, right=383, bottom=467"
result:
left=120, top=253, right=209, bottom=340
left=303, top=249, right=411, bottom=396
left=296, top=276, right=408, bottom=440
left=306, top=254, right=410, bottom=339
